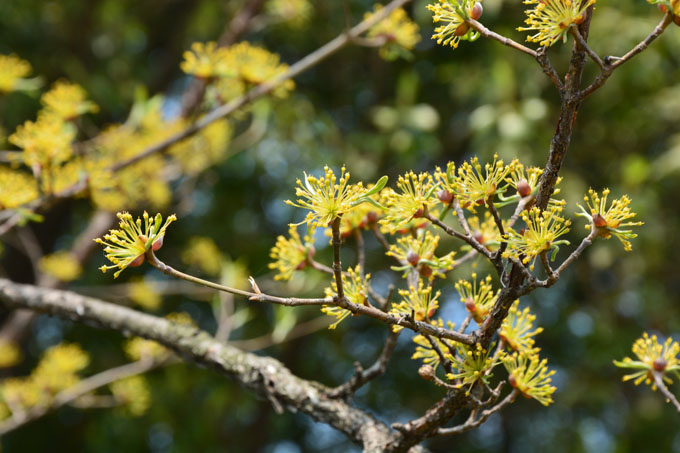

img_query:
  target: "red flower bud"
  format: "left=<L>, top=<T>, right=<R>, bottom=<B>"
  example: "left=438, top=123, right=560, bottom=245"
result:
left=296, top=261, right=307, bottom=271
left=508, top=373, right=518, bottom=388
left=653, top=357, right=667, bottom=372
left=517, top=179, right=532, bottom=198
left=593, top=213, right=607, bottom=228
left=129, top=254, right=145, bottom=267
left=427, top=307, right=437, bottom=318
left=674, top=14, right=680, bottom=26
left=419, top=265, right=433, bottom=278
left=473, top=231, right=485, bottom=244
left=365, top=211, right=378, bottom=224
left=471, top=2, right=483, bottom=20
left=658, top=3, right=668, bottom=13
left=455, top=23, right=470, bottom=37
left=406, top=250, right=420, bottom=266
left=419, top=364, right=435, bottom=381
left=465, top=297, right=476, bottom=313
left=413, top=208, right=425, bottom=218
left=152, top=236, right=164, bottom=251
left=437, top=189, right=454, bottom=204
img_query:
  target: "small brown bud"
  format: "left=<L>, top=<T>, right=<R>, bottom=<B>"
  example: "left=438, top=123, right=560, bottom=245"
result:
left=418, top=364, right=435, bottom=381
left=427, top=307, right=437, bottom=318
left=454, top=23, right=470, bottom=37
left=365, top=211, right=378, bottom=224
left=674, top=14, right=680, bottom=26
left=419, top=265, right=433, bottom=278
left=473, top=231, right=485, bottom=244
left=413, top=208, right=425, bottom=218
left=471, top=2, right=483, bottom=20
left=406, top=250, right=420, bottom=266
left=593, top=213, right=608, bottom=228
left=129, top=254, right=145, bottom=267
left=465, top=297, right=476, bottom=313
left=574, top=11, right=586, bottom=25
left=658, top=3, right=668, bottom=13
left=653, top=357, right=667, bottom=372
left=296, top=261, right=307, bottom=271
left=152, top=236, right=164, bottom=251
left=415, top=309, right=426, bottom=321
left=437, top=189, right=454, bottom=204
left=517, top=179, right=532, bottom=198
left=508, top=373, right=518, bottom=388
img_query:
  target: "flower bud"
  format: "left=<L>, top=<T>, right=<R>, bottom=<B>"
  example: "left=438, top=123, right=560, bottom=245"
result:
left=427, top=307, right=437, bottom=318
left=674, top=14, right=680, bottom=26
left=471, top=2, right=483, bottom=20
left=658, top=3, right=668, bottom=13
left=413, top=208, right=425, bottom=218
left=365, top=211, right=378, bottom=224
left=129, top=254, right=145, bottom=267
left=406, top=250, right=420, bottom=266
left=473, top=231, right=485, bottom=244
left=517, top=179, right=532, bottom=198
left=418, top=364, right=435, bottom=381
left=465, top=297, right=476, bottom=313
left=508, top=373, right=518, bottom=388
left=437, top=189, right=454, bottom=204
left=574, top=11, right=587, bottom=25
left=454, top=23, right=470, bottom=37
left=653, top=357, right=667, bottom=372
left=420, top=265, right=433, bottom=278
left=593, top=213, right=607, bottom=228
left=152, top=236, right=164, bottom=251
left=295, top=261, right=307, bottom=271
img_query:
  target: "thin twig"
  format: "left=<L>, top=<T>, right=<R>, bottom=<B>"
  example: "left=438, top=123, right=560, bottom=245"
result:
left=331, top=217, right=346, bottom=301
left=467, top=19, right=537, bottom=58
left=436, top=389, right=518, bottom=436
left=571, top=27, right=604, bottom=69
left=653, top=371, right=680, bottom=414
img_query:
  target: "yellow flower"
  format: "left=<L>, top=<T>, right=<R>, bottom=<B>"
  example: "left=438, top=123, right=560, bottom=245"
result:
left=0, top=54, right=41, bottom=93
left=502, top=205, right=571, bottom=270
left=390, top=281, right=440, bottom=329
left=504, top=164, right=549, bottom=199
left=466, top=212, right=504, bottom=251
left=0, top=166, right=39, bottom=209
left=365, top=5, right=421, bottom=60
left=380, top=171, right=434, bottom=233
left=0, top=341, right=21, bottom=368
left=110, top=376, right=151, bottom=416
left=95, top=211, right=176, bottom=278
left=286, top=165, right=367, bottom=228
left=322, top=266, right=370, bottom=329
left=10, top=114, right=75, bottom=168
left=39, top=251, right=83, bottom=282
left=269, top=225, right=314, bottom=280
left=455, top=155, right=515, bottom=209
left=518, top=0, right=596, bottom=47
left=180, top=42, right=228, bottom=79
left=166, top=311, right=197, bottom=327
left=576, top=188, right=642, bottom=251
left=504, top=352, right=556, bottom=406
left=125, top=337, right=169, bottom=362
left=387, top=230, right=456, bottom=279
left=182, top=236, right=225, bottom=276
left=33, top=343, right=90, bottom=393
left=169, top=119, right=232, bottom=175
left=41, top=80, right=98, bottom=120
left=128, top=278, right=162, bottom=310
left=411, top=319, right=456, bottom=369
left=614, top=332, right=680, bottom=389
left=500, top=300, right=543, bottom=353
left=427, top=0, right=480, bottom=50
left=455, top=273, right=497, bottom=323
left=447, top=343, right=502, bottom=395
left=266, top=0, right=313, bottom=28
left=433, top=161, right=457, bottom=206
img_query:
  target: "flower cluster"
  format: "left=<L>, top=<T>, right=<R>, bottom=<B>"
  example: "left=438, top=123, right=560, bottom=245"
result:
left=447, top=343, right=502, bottom=395
left=266, top=0, right=313, bottom=28
left=387, top=230, right=456, bottom=279
left=614, top=332, right=680, bottom=388
left=182, top=236, right=225, bottom=276
left=41, top=80, right=99, bottom=120
left=427, top=0, right=483, bottom=50
left=390, top=281, right=440, bottom=329
left=365, top=5, right=421, bottom=60
left=0, top=167, right=39, bottom=210
left=500, top=300, right=543, bottom=353
left=502, top=205, right=571, bottom=270
left=466, top=212, right=503, bottom=250
left=576, top=188, right=642, bottom=251
left=380, top=171, right=434, bottom=233
left=455, top=155, right=515, bottom=209
left=110, top=376, right=151, bottom=416
left=0, top=54, right=41, bottom=93
left=504, top=352, right=556, bottom=406
left=38, top=251, right=83, bottom=282
left=95, top=211, right=176, bottom=278
left=455, top=273, right=497, bottom=323
left=518, top=0, right=596, bottom=47
left=322, top=266, right=370, bottom=329
left=411, top=320, right=455, bottom=369
left=269, top=225, right=314, bottom=280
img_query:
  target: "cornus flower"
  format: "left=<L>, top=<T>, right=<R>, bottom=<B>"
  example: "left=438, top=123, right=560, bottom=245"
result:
left=390, top=282, right=440, bottom=330
left=433, top=162, right=457, bottom=205
left=411, top=320, right=455, bottom=369
left=41, top=81, right=98, bottom=120
left=455, top=273, right=497, bottom=323
left=38, top=252, right=82, bottom=283
left=455, top=155, right=515, bottom=209
left=365, top=5, right=421, bottom=60
left=427, top=0, right=482, bottom=50
left=576, top=188, right=642, bottom=251
left=10, top=114, right=75, bottom=168
left=387, top=230, right=456, bottom=279
left=502, top=205, right=571, bottom=271
left=269, top=225, right=314, bottom=280
left=504, top=352, right=556, bottom=406
left=265, top=0, right=313, bottom=28
left=447, top=343, right=502, bottom=395
left=95, top=211, right=176, bottom=278
left=286, top=166, right=367, bottom=228
left=323, top=266, right=370, bottom=329
left=180, top=42, right=228, bottom=79
left=380, top=171, right=434, bottom=233
left=614, top=333, right=680, bottom=389
left=500, top=300, right=543, bottom=353
left=518, top=0, right=596, bottom=47
left=505, top=164, right=546, bottom=199
left=0, top=167, right=38, bottom=210
left=0, top=54, right=41, bottom=93
left=466, top=212, right=503, bottom=251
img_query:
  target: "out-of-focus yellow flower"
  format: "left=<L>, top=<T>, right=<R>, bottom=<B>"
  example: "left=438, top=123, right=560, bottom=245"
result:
left=286, top=166, right=367, bottom=228
left=0, top=341, right=21, bottom=368
left=10, top=114, right=75, bottom=168
left=322, top=266, right=370, bottom=329
left=180, top=42, right=227, bottom=79
left=181, top=236, right=224, bottom=276
left=169, top=119, right=232, bottom=175
left=500, top=300, right=543, bottom=353
left=125, top=337, right=169, bottom=362
left=166, top=311, right=196, bottom=327
left=1, top=378, right=45, bottom=410
left=447, top=342, right=502, bottom=395
left=504, top=352, right=556, bottom=406
left=269, top=225, right=314, bottom=281
left=0, top=54, right=41, bottom=93
left=455, top=273, right=497, bottom=323
left=95, top=211, right=176, bottom=278
left=266, top=0, right=312, bottom=28
left=518, top=0, right=595, bottom=47
left=39, top=251, right=82, bottom=282
left=33, top=343, right=90, bottom=393
left=0, top=166, right=39, bottom=209
left=576, top=188, right=642, bottom=251
left=110, top=375, right=151, bottom=416
left=41, top=81, right=98, bottom=120
left=614, top=332, right=680, bottom=389
left=222, top=42, right=294, bottom=92
left=427, top=0, right=480, bottom=50
left=128, top=278, right=162, bottom=310
left=365, top=5, right=421, bottom=60
left=390, top=281, right=440, bottom=329
left=380, top=172, right=434, bottom=233
left=502, top=205, right=571, bottom=270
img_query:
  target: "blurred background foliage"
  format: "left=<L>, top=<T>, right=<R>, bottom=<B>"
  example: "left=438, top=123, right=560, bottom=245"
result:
left=1, top=0, right=680, bottom=451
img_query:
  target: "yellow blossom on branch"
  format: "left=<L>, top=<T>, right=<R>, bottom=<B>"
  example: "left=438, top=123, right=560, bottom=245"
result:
left=454, top=155, right=515, bottom=209
left=576, top=188, right=642, bottom=251
left=269, top=225, right=314, bottom=280
left=504, top=352, right=556, bottom=406
left=110, top=375, right=151, bottom=416
left=10, top=114, right=75, bottom=168
left=0, top=166, right=39, bottom=210
left=0, top=54, right=42, bottom=93
left=455, top=273, right=497, bottom=323
left=322, top=266, right=370, bottom=329
left=380, top=171, right=434, bottom=233
left=427, top=0, right=483, bottom=50
left=387, top=230, right=456, bottom=279
left=447, top=343, right=502, bottom=395
left=365, top=5, right=421, bottom=60
left=614, top=332, right=680, bottom=389
left=180, top=42, right=227, bottom=79
left=95, top=211, right=176, bottom=278
left=518, top=0, right=596, bottom=47
left=390, top=281, right=440, bottom=329
left=41, top=80, right=98, bottom=120
left=39, top=251, right=83, bottom=282
left=500, top=300, right=543, bottom=353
